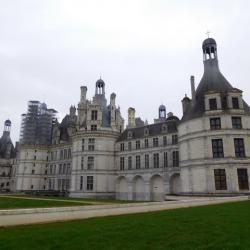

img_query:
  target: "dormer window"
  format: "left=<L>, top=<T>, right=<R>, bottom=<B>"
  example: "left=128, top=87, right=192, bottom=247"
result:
left=232, top=97, right=239, bottom=109
left=127, top=131, right=132, bottom=139
left=209, top=98, right=217, bottom=110
left=162, top=124, right=167, bottom=132
left=144, top=127, right=149, bottom=136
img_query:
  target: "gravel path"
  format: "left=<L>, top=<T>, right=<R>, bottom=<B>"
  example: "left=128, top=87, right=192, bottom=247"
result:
left=0, top=196, right=248, bottom=227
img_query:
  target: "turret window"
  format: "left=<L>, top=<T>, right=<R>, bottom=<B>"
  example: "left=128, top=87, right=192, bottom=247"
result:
left=91, top=110, right=98, bottom=120
left=210, top=117, right=221, bottom=130
left=212, top=139, right=224, bottom=158
left=237, top=169, right=249, bottom=190
left=232, top=117, right=242, bottom=129
left=87, top=156, right=94, bottom=170
left=87, top=176, right=93, bottom=190
left=234, top=138, right=245, bottom=158
left=209, top=98, right=217, bottom=110
left=88, top=138, right=95, bottom=151
left=214, top=169, right=227, bottom=190
left=232, top=97, right=239, bottom=109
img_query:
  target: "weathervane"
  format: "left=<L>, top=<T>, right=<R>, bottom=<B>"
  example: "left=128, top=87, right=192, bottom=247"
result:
left=206, top=30, right=210, bottom=38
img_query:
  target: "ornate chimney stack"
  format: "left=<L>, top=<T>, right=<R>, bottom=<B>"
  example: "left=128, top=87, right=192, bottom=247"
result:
left=127, top=107, right=136, bottom=128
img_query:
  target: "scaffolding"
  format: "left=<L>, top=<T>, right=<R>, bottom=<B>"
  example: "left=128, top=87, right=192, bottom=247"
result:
left=20, top=101, right=57, bottom=145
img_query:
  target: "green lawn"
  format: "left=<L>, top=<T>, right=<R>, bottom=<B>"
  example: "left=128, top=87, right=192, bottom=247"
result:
left=0, top=196, right=91, bottom=209
left=1, top=201, right=250, bottom=249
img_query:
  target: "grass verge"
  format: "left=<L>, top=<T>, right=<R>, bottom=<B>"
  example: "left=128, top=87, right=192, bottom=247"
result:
left=1, top=201, right=250, bottom=249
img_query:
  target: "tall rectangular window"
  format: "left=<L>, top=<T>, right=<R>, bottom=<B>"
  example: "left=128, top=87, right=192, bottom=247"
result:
left=232, top=117, right=242, bottom=129
left=145, top=154, right=149, bottom=169
left=64, top=149, right=67, bottom=159
left=172, top=134, right=178, bottom=144
left=120, top=157, right=125, bottom=171
left=88, top=138, right=95, bottom=151
left=81, top=156, right=84, bottom=170
left=87, top=156, right=94, bottom=170
left=80, top=176, right=83, bottom=190
left=120, top=143, right=124, bottom=151
left=82, top=139, right=85, bottom=151
left=144, top=139, right=149, bottom=148
left=136, top=155, right=141, bottom=169
left=212, top=139, right=224, bottom=158
left=214, top=169, right=227, bottom=190
left=153, top=153, right=159, bottom=168
left=234, top=138, right=245, bottom=158
left=173, top=151, right=179, bottom=167
left=209, top=98, right=217, bottom=110
left=237, top=168, right=249, bottom=190
left=136, top=140, right=140, bottom=149
left=91, top=110, right=98, bottom=120
left=232, top=97, right=239, bottom=109
left=210, top=117, right=221, bottom=130
left=59, top=164, right=62, bottom=174
left=67, top=163, right=71, bottom=174
left=164, top=152, right=168, bottom=168
left=60, top=150, right=63, bottom=159
left=87, top=176, right=93, bottom=190
left=128, top=156, right=132, bottom=170
left=163, top=136, right=167, bottom=146
left=153, top=138, right=159, bottom=147
left=128, top=142, right=132, bottom=151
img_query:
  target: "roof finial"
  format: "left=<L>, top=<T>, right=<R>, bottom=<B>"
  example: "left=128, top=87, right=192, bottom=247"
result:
left=206, top=30, right=210, bottom=38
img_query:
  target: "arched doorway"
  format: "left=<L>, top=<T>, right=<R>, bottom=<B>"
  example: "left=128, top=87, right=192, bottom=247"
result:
left=116, top=176, right=128, bottom=200
left=170, top=173, right=181, bottom=194
left=132, top=176, right=145, bottom=201
left=150, top=175, right=164, bottom=201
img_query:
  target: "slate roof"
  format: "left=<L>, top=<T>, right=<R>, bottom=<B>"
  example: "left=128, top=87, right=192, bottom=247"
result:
left=0, top=132, right=15, bottom=159
left=181, top=39, right=250, bottom=122
left=117, top=116, right=179, bottom=142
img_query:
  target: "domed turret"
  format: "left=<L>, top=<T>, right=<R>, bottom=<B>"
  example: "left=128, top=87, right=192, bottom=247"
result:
left=159, top=104, right=166, bottom=119
left=95, top=78, right=105, bottom=95
left=202, top=37, right=217, bottom=61
left=4, top=119, right=11, bottom=132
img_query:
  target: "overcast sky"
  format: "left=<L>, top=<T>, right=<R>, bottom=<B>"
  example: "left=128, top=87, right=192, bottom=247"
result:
left=1, top=0, right=250, bottom=143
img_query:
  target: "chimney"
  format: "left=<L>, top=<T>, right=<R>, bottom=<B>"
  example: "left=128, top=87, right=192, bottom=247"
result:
left=190, top=75, right=195, bottom=103
left=182, top=95, right=191, bottom=114
left=127, top=107, right=136, bottom=128
left=80, top=86, right=87, bottom=103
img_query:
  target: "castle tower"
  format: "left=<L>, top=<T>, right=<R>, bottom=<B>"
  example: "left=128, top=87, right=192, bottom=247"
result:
left=179, top=37, right=250, bottom=195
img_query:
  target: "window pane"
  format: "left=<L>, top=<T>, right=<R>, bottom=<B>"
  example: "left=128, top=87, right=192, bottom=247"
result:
left=214, top=169, right=227, bottom=190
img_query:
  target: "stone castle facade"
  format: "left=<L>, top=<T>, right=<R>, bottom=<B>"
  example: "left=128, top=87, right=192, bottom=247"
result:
left=1, top=38, right=250, bottom=201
